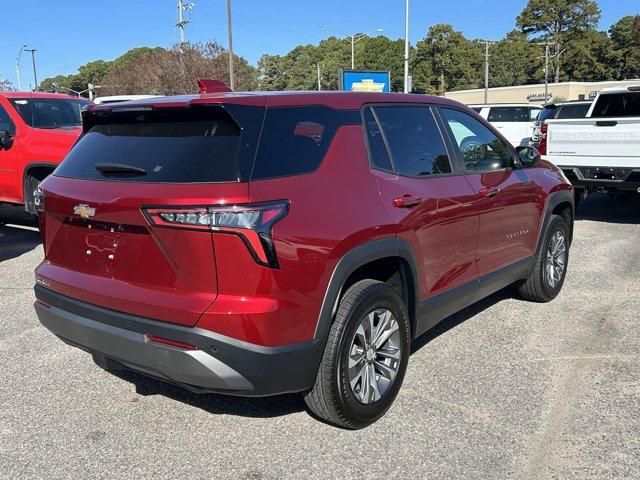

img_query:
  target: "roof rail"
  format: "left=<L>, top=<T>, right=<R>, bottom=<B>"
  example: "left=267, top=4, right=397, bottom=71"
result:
left=197, top=79, right=233, bottom=94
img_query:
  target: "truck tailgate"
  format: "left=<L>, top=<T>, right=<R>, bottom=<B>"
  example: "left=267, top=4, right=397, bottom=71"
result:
left=544, top=118, right=640, bottom=167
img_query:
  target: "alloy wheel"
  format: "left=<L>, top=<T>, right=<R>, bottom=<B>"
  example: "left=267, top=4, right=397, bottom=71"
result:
left=347, top=308, right=402, bottom=404
left=545, top=230, right=566, bottom=288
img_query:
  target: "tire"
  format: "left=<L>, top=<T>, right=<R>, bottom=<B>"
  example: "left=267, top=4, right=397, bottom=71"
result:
left=519, top=214, right=570, bottom=302
left=304, top=279, right=410, bottom=429
left=23, top=175, right=40, bottom=216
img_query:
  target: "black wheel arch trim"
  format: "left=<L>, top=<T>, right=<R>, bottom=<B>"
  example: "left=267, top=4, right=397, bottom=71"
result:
left=22, top=161, right=57, bottom=195
left=313, top=238, right=420, bottom=341
left=536, top=189, right=575, bottom=253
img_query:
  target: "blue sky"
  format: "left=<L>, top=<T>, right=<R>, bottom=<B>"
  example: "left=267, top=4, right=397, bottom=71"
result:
left=1, top=0, right=637, bottom=87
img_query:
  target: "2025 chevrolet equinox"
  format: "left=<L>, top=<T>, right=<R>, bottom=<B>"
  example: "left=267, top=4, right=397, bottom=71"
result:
left=33, top=86, right=574, bottom=429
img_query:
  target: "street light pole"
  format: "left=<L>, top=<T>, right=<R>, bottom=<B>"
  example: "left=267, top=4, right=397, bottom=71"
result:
left=227, top=0, right=235, bottom=89
left=15, top=44, right=27, bottom=91
left=321, top=25, right=383, bottom=70
left=351, top=37, right=355, bottom=69
left=403, top=0, right=410, bottom=93
left=25, top=48, right=38, bottom=91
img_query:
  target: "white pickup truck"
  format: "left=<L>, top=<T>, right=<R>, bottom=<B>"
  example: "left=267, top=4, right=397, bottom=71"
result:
left=540, top=86, right=640, bottom=199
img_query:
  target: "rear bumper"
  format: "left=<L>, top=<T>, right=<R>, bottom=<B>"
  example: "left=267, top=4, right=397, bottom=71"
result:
left=34, top=285, right=325, bottom=396
left=559, top=166, right=640, bottom=192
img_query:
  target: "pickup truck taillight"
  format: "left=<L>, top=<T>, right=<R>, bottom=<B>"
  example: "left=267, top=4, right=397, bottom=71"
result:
left=538, top=123, right=548, bottom=156
left=34, top=186, right=45, bottom=212
left=143, top=201, right=289, bottom=268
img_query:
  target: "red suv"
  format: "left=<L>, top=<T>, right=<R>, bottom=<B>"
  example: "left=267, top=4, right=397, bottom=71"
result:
left=34, top=89, right=574, bottom=428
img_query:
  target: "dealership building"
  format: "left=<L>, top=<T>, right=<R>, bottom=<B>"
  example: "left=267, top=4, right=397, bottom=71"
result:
left=444, top=79, right=640, bottom=105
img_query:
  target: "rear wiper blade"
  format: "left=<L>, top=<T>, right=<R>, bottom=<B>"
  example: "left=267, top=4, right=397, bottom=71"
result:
left=95, top=163, right=147, bottom=175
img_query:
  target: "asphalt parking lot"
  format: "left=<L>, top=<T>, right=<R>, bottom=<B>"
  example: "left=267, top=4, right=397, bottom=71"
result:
left=1, top=194, right=639, bottom=480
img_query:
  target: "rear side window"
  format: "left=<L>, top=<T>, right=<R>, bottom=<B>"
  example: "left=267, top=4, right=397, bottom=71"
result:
left=55, top=107, right=247, bottom=183
left=590, top=93, right=640, bottom=117
left=251, top=106, right=359, bottom=180
left=487, top=106, right=529, bottom=122
left=373, top=106, right=452, bottom=177
left=556, top=103, right=591, bottom=119
left=363, top=108, right=392, bottom=171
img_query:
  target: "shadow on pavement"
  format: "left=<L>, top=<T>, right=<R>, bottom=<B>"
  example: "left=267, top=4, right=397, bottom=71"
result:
left=411, top=287, right=516, bottom=354
left=0, top=205, right=41, bottom=262
left=575, top=192, right=640, bottom=224
left=112, top=369, right=306, bottom=418
left=110, top=286, right=518, bottom=420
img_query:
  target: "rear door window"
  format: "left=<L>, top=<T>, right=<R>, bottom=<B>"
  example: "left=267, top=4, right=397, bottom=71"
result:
left=251, top=106, right=359, bottom=180
left=487, top=107, right=529, bottom=122
left=373, top=106, right=452, bottom=177
left=55, top=106, right=251, bottom=183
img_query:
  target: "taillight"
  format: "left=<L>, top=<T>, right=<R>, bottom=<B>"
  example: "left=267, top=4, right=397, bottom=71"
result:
left=34, top=186, right=45, bottom=212
left=143, top=201, right=289, bottom=268
left=538, top=122, right=548, bottom=156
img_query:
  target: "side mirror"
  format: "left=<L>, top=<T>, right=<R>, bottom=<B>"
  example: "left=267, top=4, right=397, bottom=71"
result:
left=515, top=146, right=541, bottom=168
left=0, top=130, right=14, bottom=150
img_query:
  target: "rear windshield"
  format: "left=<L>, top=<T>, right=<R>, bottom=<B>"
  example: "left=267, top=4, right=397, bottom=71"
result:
left=556, top=103, right=591, bottom=119
left=536, top=105, right=557, bottom=122
left=9, top=97, right=89, bottom=129
left=55, top=105, right=361, bottom=183
left=591, top=92, right=640, bottom=117
left=55, top=107, right=247, bottom=183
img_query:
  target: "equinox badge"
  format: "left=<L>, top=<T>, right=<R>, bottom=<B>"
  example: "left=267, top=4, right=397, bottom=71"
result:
left=73, top=204, right=96, bottom=219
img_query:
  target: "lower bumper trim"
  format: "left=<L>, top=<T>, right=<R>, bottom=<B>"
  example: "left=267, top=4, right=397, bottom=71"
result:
left=34, top=285, right=325, bottom=397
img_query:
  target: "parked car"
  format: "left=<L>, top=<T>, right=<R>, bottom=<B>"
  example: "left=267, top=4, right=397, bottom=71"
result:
left=540, top=86, right=640, bottom=199
left=93, top=95, right=163, bottom=105
left=469, top=103, right=542, bottom=147
left=33, top=86, right=574, bottom=429
left=0, top=92, right=89, bottom=213
left=531, top=101, right=592, bottom=147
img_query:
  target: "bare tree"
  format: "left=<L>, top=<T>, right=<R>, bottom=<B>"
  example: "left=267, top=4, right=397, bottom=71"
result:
left=0, top=75, right=14, bottom=91
left=99, top=42, right=257, bottom=96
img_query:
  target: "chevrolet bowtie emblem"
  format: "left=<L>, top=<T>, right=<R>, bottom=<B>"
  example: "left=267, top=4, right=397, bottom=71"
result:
left=73, top=204, right=96, bottom=219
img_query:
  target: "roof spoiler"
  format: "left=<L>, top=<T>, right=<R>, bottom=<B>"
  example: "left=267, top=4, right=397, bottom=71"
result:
left=198, top=79, right=233, bottom=94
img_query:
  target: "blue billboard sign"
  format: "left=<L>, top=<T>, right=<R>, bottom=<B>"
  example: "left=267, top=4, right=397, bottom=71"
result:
left=339, top=70, right=391, bottom=93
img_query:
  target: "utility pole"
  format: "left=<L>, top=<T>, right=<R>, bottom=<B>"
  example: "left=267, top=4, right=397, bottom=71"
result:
left=227, top=0, right=235, bottom=90
left=536, top=41, right=555, bottom=104
left=176, top=0, right=194, bottom=45
left=25, top=48, right=38, bottom=91
left=316, top=64, right=322, bottom=91
left=478, top=40, right=494, bottom=104
left=15, top=44, right=27, bottom=91
left=403, top=0, right=410, bottom=93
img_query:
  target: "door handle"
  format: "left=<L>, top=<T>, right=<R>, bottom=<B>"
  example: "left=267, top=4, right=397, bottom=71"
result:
left=478, top=187, right=501, bottom=198
left=393, top=195, right=422, bottom=208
